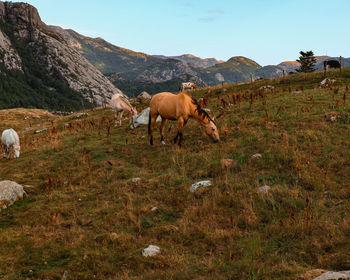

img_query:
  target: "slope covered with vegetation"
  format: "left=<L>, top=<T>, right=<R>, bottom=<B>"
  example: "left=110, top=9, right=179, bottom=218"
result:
left=0, top=68, right=350, bottom=279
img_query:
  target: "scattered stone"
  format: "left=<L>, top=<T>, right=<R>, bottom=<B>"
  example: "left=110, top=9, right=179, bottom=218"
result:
left=319, top=78, right=336, bottom=88
left=259, top=85, right=275, bottom=92
left=62, top=271, right=68, bottom=280
left=74, top=112, right=88, bottom=119
left=142, top=245, right=160, bottom=257
left=0, top=180, right=25, bottom=211
left=131, top=177, right=141, bottom=183
left=313, top=271, right=350, bottom=280
left=34, top=128, right=48, bottom=134
left=110, top=232, right=119, bottom=241
left=257, top=185, right=271, bottom=195
left=151, top=207, right=158, bottom=212
left=324, top=112, right=340, bottom=122
left=251, top=153, right=262, bottom=159
left=190, top=180, right=212, bottom=193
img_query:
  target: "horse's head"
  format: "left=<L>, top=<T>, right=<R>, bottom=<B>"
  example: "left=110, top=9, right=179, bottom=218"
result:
left=204, top=119, right=220, bottom=143
left=13, top=144, right=20, bottom=158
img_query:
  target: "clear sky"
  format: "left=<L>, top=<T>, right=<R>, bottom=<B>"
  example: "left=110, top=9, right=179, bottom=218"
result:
left=23, top=0, right=350, bottom=66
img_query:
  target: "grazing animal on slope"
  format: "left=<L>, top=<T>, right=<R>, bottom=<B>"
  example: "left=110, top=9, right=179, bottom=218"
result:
left=181, top=82, right=197, bottom=92
left=148, top=92, right=219, bottom=146
left=2, top=129, right=20, bottom=159
left=110, top=93, right=137, bottom=127
left=324, top=60, right=341, bottom=69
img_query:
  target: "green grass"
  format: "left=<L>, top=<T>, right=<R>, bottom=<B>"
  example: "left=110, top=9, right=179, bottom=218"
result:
left=0, top=69, right=350, bottom=279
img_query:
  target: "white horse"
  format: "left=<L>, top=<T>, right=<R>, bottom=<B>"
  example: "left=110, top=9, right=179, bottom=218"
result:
left=2, top=129, right=20, bottom=159
left=110, top=94, right=138, bottom=127
left=181, top=82, right=197, bottom=92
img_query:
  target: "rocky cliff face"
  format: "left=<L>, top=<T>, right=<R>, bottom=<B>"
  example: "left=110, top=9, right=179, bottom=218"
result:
left=0, top=1, right=122, bottom=105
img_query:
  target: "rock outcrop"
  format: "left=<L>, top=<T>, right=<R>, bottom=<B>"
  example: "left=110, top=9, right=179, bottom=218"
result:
left=0, top=180, right=25, bottom=211
left=0, top=1, right=122, bottom=105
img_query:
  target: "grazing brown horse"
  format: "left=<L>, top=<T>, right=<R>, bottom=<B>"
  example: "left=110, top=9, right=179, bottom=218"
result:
left=148, top=92, right=219, bottom=146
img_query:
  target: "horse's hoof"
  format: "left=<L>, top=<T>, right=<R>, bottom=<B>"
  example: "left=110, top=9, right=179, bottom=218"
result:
left=161, top=140, right=166, bottom=145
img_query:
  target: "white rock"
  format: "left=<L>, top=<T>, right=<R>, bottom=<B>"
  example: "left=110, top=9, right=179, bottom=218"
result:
left=137, top=91, right=151, bottom=102
left=142, top=245, right=160, bottom=257
left=251, top=153, right=262, bottom=159
left=257, top=185, right=271, bottom=194
left=34, top=128, right=48, bottom=134
left=313, top=271, right=350, bottom=280
left=74, top=113, right=88, bottom=119
left=131, top=177, right=141, bottom=183
left=130, top=107, right=161, bottom=129
left=190, top=180, right=212, bottom=193
left=151, top=207, right=157, bottom=212
left=0, top=180, right=25, bottom=211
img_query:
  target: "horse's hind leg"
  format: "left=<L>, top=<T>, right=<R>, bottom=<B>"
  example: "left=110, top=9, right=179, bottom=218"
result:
left=160, top=118, right=167, bottom=145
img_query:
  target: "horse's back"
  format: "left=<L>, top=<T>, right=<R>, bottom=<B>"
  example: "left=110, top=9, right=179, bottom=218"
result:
left=2, top=129, right=19, bottom=146
left=150, top=92, right=179, bottom=119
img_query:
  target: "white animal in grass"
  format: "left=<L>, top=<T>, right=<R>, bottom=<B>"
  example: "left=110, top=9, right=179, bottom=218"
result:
left=2, top=129, right=20, bottom=159
left=110, top=93, right=138, bottom=127
left=181, top=82, right=197, bottom=91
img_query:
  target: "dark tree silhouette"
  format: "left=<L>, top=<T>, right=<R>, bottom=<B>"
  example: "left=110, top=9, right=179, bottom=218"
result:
left=296, top=51, right=317, bottom=73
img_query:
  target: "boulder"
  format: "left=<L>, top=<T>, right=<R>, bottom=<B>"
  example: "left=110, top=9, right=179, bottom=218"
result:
left=251, top=153, right=262, bottom=159
left=142, top=245, right=160, bottom=257
left=313, top=271, right=350, bottom=280
left=319, top=78, right=336, bottom=88
left=131, top=177, right=141, bottom=183
left=34, top=128, right=48, bottom=134
left=190, top=180, right=212, bottom=193
left=130, top=107, right=161, bottom=129
left=137, top=91, right=151, bottom=102
left=0, top=180, right=25, bottom=211
left=257, top=185, right=270, bottom=195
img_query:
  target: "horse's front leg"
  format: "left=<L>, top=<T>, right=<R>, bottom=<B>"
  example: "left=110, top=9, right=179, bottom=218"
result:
left=159, top=118, right=168, bottom=145
left=176, top=117, right=185, bottom=147
left=3, top=145, right=9, bottom=158
left=119, top=111, right=124, bottom=126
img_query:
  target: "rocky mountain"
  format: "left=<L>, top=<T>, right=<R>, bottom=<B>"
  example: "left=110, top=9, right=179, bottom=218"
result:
left=199, top=56, right=261, bottom=85
left=278, top=61, right=300, bottom=73
left=154, top=54, right=224, bottom=68
left=0, top=1, right=122, bottom=109
left=49, top=25, right=162, bottom=74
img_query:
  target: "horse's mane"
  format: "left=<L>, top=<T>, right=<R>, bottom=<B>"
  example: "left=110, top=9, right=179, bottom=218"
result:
left=120, top=94, right=134, bottom=109
left=191, top=97, right=216, bottom=124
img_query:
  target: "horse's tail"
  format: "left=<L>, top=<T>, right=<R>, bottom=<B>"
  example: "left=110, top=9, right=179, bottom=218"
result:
left=148, top=111, right=151, bottom=135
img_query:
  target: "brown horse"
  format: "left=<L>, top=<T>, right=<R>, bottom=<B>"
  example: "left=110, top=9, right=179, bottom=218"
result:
left=148, top=92, right=219, bottom=146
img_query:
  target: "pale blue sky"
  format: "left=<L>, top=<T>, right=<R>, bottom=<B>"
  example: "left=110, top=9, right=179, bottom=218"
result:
left=24, top=0, right=350, bottom=66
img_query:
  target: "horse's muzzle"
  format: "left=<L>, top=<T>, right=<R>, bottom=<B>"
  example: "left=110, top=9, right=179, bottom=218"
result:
left=213, top=138, right=220, bottom=143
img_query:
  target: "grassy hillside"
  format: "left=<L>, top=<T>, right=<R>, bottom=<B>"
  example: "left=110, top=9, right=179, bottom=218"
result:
left=0, top=68, right=350, bottom=279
